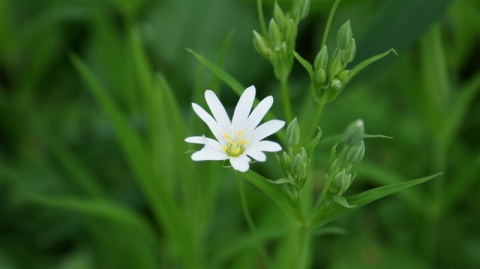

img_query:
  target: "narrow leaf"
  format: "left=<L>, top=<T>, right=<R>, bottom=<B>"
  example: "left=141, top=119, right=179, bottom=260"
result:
left=28, top=195, right=160, bottom=247
left=310, top=173, right=441, bottom=227
left=187, top=48, right=245, bottom=96
left=348, top=48, right=397, bottom=80
left=293, top=51, right=314, bottom=78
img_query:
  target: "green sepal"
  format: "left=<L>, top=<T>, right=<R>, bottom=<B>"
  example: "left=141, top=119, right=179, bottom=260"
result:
left=269, top=177, right=296, bottom=186
left=332, top=195, right=356, bottom=208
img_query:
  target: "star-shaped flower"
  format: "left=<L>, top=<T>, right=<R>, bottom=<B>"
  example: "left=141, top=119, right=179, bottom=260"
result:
left=185, top=85, right=285, bottom=172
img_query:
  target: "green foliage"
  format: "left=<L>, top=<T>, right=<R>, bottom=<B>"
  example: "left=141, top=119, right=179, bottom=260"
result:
left=0, top=0, right=478, bottom=268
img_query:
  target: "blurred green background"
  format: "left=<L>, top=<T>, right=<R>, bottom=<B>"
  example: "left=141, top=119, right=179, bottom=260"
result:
left=0, top=0, right=479, bottom=268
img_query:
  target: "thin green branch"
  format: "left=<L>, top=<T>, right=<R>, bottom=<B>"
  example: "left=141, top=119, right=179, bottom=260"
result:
left=321, top=0, right=341, bottom=48
left=257, top=0, right=268, bottom=37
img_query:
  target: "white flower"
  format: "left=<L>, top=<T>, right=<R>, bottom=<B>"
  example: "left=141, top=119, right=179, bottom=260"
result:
left=185, top=85, right=285, bottom=172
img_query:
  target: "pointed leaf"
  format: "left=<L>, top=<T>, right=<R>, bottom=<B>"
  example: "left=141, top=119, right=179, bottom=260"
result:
left=187, top=48, right=245, bottom=96
left=310, top=173, right=441, bottom=227
left=347, top=48, right=397, bottom=80
left=28, top=195, right=160, bottom=247
left=293, top=51, right=314, bottom=78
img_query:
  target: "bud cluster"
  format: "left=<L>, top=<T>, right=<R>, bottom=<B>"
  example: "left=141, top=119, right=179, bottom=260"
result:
left=253, top=1, right=310, bottom=81
left=326, top=119, right=366, bottom=196
left=312, top=20, right=357, bottom=104
left=275, top=118, right=313, bottom=198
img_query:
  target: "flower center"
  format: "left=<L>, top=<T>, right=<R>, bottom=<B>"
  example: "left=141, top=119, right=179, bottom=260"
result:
left=223, top=131, right=247, bottom=157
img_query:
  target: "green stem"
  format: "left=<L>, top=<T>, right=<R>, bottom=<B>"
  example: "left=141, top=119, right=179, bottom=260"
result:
left=281, top=79, right=293, bottom=122
left=257, top=0, right=268, bottom=36
left=306, top=103, right=325, bottom=142
left=297, top=226, right=311, bottom=269
left=237, top=175, right=272, bottom=268
left=321, top=0, right=341, bottom=48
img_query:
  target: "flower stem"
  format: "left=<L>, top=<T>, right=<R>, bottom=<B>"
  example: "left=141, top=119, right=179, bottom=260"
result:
left=256, top=0, right=268, bottom=36
left=305, top=103, right=325, bottom=142
left=297, top=226, right=311, bottom=269
left=237, top=175, right=272, bottom=268
left=281, top=79, right=293, bottom=123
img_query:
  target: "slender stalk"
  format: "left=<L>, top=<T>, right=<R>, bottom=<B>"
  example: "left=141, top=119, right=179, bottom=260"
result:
left=257, top=0, right=268, bottom=36
left=321, top=0, right=341, bottom=48
left=281, top=79, right=293, bottom=123
left=237, top=175, right=272, bottom=268
left=297, top=226, right=311, bottom=269
left=305, top=103, right=325, bottom=142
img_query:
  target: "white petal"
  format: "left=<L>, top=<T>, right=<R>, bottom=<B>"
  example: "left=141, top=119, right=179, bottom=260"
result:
left=246, top=150, right=267, bottom=162
left=247, top=140, right=282, bottom=152
left=192, top=149, right=228, bottom=161
left=229, top=155, right=250, bottom=172
left=250, top=120, right=285, bottom=144
left=232, top=86, right=255, bottom=134
left=192, top=103, right=225, bottom=144
left=205, top=90, right=231, bottom=134
left=243, top=96, right=273, bottom=137
left=185, top=136, right=224, bottom=151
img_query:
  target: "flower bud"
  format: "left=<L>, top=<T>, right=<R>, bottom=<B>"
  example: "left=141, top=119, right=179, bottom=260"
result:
left=315, top=69, right=327, bottom=86
left=314, top=45, right=329, bottom=71
left=330, top=169, right=352, bottom=195
left=273, top=3, right=286, bottom=28
left=269, top=19, right=282, bottom=46
left=300, top=147, right=308, bottom=163
left=343, top=119, right=365, bottom=147
left=281, top=151, right=292, bottom=176
left=284, top=17, right=297, bottom=50
left=286, top=118, right=300, bottom=147
left=253, top=31, right=272, bottom=59
left=342, top=38, right=356, bottom=64
left=337, top=20, right=353, bottom=49
left=331, top=78, right=343, bottom=90
left=329, top=48, right=344, bottom=78
left=337, top=70, right=349, bottom=81
left=291, top=154, right=307, bottom=180
left=347, top=140, right=365, bottom=165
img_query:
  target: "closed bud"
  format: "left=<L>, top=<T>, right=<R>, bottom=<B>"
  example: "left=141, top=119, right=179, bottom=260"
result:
left=291, top=154, right=307, bottom=180
left=347, top=140, right=365, bottom=165
left=281, top=151, right=292, bottom=176
left=286, top=118, right=301, bottom=147
left=269, top=19, right=282, bottom=46
left=315, top=69, right=327, bottom=86
left=342, top=38, right=356, bottom=64
left=337, top=20, right=353, bottom=49
left=329, top=48, right=344, bottom=77
left=314, top=45, right=329, bottom=71
left=331, top=169, right=352, bottom=195
left=337, top=70, right=349, bottom=81
left=284, top=17, right=297, bottom=50
left=273, top=3, right=286, bottom=28
left=253, top=31, right=272, bottom=59
left=343, top=119, right=365, bottom=147
left=300, top=147, right=308, bottom=162
left=331, top=78, right=343, bottom=90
